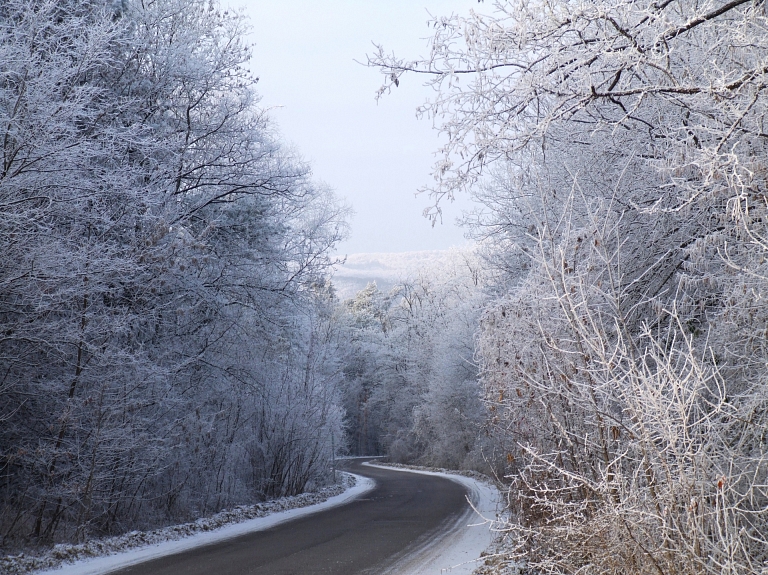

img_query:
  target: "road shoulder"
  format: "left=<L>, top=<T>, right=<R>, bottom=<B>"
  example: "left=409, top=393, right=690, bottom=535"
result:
left=23, top=473, right=375, bottom=575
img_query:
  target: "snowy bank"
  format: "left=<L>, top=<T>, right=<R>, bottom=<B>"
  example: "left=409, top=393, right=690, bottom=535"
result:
left=4, top=473, right=374, bottom=575
left=363, top=462, right=501, bottom=575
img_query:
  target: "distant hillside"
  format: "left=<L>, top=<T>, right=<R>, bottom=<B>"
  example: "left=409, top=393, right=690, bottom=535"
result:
left=332, top=250, right=456, bottom=299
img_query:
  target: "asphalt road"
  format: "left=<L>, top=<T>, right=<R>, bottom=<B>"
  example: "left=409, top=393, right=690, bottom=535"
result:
left=108, top=459, right=470, bottom=575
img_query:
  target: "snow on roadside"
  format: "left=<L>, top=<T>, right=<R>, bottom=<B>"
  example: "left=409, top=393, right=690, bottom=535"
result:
left=363, top=462, right=502, bottom=575
left=2, top=473, right=374, bottom=575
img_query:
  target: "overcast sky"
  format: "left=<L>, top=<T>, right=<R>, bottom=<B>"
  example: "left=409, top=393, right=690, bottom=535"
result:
left=236, top=0, right=488, bottom=255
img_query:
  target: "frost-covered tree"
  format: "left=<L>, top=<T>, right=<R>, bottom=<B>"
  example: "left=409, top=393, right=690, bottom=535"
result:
left=338, top=250, right=494, bottom=471
left=0, top=0, right=348, bottom=548
left=371, top=0, right=768, bottom=572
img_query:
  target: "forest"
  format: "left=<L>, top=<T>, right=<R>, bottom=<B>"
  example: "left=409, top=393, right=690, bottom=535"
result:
left=2, top=0, right=768, bottom=574
left=0, top=0, right=349, bottom=548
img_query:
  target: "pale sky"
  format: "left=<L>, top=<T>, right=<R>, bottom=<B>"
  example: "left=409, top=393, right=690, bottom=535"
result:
left=236, top=0, right=488, bottom=255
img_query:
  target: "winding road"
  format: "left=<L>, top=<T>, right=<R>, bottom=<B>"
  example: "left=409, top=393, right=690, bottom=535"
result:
left=107, top=459, right=480, bottom=575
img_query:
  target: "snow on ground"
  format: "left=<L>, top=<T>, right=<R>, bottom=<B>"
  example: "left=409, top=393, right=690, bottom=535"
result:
left=14, top=473, right=374, bottom=575
left=363, top=462, right=502, bottom=575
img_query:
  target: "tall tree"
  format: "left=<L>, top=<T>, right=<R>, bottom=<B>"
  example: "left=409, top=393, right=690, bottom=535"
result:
left=371, top=1, right=768, bottom=573
left=0, top=0, right=348, bottom=548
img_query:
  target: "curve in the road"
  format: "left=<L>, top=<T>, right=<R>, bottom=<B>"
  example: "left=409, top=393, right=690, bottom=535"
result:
left=107, top=459, right=471, bottom=575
